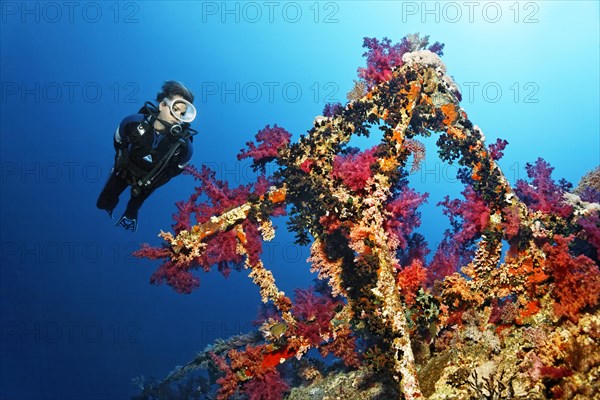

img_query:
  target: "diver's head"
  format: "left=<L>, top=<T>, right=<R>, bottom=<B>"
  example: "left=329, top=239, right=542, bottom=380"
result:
left=156, top=80, right=194, bottom=105
left=154, top=81, right=197, bottom=134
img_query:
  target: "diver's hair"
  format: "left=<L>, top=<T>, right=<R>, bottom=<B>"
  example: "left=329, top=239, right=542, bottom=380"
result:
left=156, top=81, right=195, bottom=104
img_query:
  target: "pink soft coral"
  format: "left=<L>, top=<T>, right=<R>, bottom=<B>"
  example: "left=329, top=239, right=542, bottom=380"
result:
left=136, top=165, right=281, bottom=294
left=577, top=210, right=600, bottom=256
left=357, top=35, right=444, bottom=88
left=438, top=186, right=491, bottom=245
left=426, top=237, right=462, bottom=287
left=488, top=138, right=509, bottom=161
left=515, top=158, right=573, bottom=218
left=358, top=37, right=409, bottom=87
left=238, top=124, right=292, bottom=169
left=384, top=187, right=428, bottom=250
left=331, top=147, right=377, bottom=192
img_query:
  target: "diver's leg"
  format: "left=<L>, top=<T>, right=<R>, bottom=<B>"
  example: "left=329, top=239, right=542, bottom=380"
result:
left=114, top=187, right=156, bottom=232
left=116, top=172, right=176, bottom=232
left=123, top=187, right=155, bottom=220
left=96, top=170, right=128, bottom=216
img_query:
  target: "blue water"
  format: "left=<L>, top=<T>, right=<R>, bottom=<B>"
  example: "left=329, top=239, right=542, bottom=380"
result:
left=1, top=1, right=598, bottom=399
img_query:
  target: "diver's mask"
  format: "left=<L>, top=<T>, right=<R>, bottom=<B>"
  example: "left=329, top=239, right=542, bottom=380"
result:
left=163, top=97, right=196, bottom=123
left=160, top=97, right=196, bottom=137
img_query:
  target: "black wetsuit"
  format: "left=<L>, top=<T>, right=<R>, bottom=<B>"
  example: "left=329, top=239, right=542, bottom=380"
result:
left=96, top=113, right=193, bottom=221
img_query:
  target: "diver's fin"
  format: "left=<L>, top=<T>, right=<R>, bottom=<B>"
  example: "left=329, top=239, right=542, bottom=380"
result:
left=115, top=215, right=137, bottom=232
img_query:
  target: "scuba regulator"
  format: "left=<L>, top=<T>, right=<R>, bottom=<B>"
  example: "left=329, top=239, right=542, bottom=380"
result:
left=136, top=97, right=196, bottom=139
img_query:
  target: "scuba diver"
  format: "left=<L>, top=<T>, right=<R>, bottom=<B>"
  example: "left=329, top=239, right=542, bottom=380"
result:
left=97, top=81, right=197, bottom=232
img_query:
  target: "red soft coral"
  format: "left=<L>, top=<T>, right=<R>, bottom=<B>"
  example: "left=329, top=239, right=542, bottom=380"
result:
left=209, top=352, right=240, bottom=400
left=396, top=259, right=428, bottom=306
left=291, top=288, right=340, bottom=347
left=291, top=288, right=360, bottom=368
left=134, top=245, right=201, bottom=294
left=179, top=165, right=256, bottom=228
left=243, top=370, right=289, bottom=400
left=543, top=235, right=600, bottom=322
left=213, top=345, right=291, bottom=400
left=331, top=147, right=377, bottom=192
left=135, top=168, right=256, bottom=292
left=319, top=324, right=361, bottom=368
left=150, top=260, right=201, bottom=294
left=201, top=229, right=244, bottom=277
left=502, top=204, right=521, bottom=240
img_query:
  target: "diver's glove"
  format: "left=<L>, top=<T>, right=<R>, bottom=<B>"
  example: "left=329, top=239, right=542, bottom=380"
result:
left=115, top=215, right=138, bottom=232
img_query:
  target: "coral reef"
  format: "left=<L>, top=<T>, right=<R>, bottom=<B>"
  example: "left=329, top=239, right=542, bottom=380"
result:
left=134, top=34, right=599, bottom=399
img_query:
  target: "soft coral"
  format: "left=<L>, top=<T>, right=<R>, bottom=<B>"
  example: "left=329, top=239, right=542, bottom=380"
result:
left=543, top=235, right=600, bottom=322
left=515, top=158, right=573, bottom=218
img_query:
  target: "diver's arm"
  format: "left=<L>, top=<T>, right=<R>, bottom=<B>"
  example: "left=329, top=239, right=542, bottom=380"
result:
left=114, top=125, right=125, bottom=147
left=113, top=124, right=128, bottom=169
left=113, top=114, right=146, bottom=169
left=114, top=114, right=145, bottom=148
